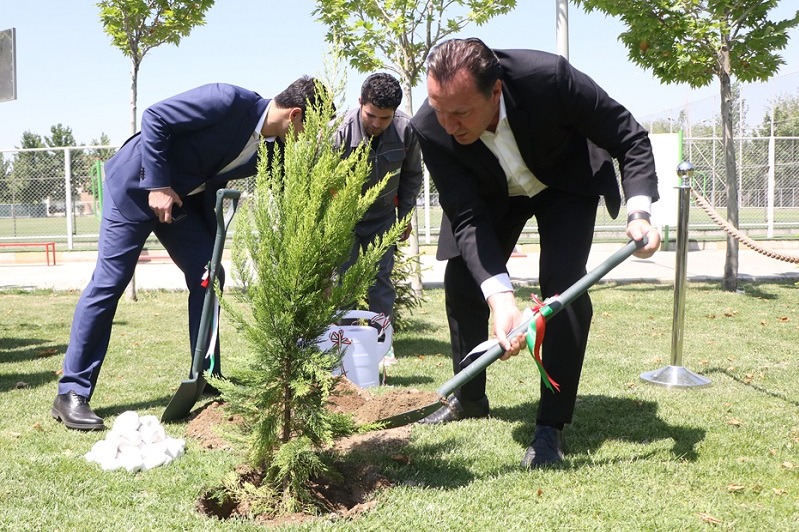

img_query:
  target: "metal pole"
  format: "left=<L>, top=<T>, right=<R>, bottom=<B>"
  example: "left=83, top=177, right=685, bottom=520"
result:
left=641, top=161, right=711, bottom=388
left=64, top=148, right=74, bottom=250
left=556, top=0, right=569, bottom=60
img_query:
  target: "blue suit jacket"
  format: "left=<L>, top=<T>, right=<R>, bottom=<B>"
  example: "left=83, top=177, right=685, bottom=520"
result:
left=105, top=83, right=270, bottom=222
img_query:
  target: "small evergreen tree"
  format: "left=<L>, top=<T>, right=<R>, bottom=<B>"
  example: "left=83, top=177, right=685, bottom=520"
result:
left=215, top=83, right=407, bottom=515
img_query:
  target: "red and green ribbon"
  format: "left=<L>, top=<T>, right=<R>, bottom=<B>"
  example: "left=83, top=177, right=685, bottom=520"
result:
left=526, top=294, right=560, bottom=393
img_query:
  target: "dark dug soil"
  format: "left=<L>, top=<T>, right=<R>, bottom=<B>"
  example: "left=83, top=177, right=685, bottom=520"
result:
left=188, top=377, right=443, bottom=525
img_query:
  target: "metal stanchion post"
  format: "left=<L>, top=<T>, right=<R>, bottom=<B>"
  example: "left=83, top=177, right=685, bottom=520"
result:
left=640, top=161, right=711, bottom=388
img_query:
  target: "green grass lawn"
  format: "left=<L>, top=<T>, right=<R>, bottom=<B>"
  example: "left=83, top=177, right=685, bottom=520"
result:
left=1, top=283, right=799, bottom=530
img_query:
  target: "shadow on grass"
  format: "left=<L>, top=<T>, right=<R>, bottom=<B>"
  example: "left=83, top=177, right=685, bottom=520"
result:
left=515, top=283, right=674, bottom=301
left=0, top=370, right=58, bottom=391
left=0, top=337, right=65, bottom=364
left=393, top=338, right=451, bottom=359
left=494, top=394, right=705, bottom=465
left=704, top=365, right=799, bottom=407
left=382, top=374, right=436, bottom=387
left=94, top=395, right=175, bottom=419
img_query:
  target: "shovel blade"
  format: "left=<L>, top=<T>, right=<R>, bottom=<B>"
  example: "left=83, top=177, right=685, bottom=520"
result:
left=161, top=376, right=206, bottom=422
left=373, top=400, right=444, bottom=429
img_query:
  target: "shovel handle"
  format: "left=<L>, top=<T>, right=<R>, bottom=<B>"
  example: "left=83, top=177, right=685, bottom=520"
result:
left=189, top=188, right=241, bottom=379
left=436, top=237, right=647, bottom=398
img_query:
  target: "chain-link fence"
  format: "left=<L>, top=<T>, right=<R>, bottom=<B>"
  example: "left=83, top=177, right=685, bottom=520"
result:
left=2, top=131, right=798, bottom=256
left=0, top=146, right=115, bottom=251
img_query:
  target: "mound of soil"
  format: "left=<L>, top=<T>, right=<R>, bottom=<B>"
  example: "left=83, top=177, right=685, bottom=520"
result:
left=187, top=377, right=443, bottom=524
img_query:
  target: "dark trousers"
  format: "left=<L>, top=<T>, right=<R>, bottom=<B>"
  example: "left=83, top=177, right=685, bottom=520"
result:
left=342, top=217, right=397, bottom=321
left=445, top=189, right=598, bottom=425
left=58, top=189, right=223, bottom=399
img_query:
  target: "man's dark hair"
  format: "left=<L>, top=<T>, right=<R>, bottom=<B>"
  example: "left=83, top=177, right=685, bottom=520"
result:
left=360, top=73, right=403, bottom=110
left=426, top=38, right=502, bottom=98
left=274, top=75, right=331, bottom=117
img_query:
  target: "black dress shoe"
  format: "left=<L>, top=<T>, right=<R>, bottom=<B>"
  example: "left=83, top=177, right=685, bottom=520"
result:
left=418, top=395, right=490, bottom=425
left=51, top=391, right=105, bottom=431
left=521, top=425, right=565, bottom=469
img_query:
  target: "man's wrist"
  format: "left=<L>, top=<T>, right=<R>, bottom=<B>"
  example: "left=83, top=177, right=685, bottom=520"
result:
left=627, top=211, right=651, bottom=223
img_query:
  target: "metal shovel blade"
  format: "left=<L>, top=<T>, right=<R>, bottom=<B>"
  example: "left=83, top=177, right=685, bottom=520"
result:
left=373, top=400, right=446, bottom=429
left=161, top=376, right=207, bottom=422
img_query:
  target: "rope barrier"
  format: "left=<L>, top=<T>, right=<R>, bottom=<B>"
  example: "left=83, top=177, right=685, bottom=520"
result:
left=690, top=189, right=799, bottom=265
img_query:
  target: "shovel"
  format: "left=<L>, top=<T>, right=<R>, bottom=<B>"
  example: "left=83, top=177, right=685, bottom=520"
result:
left=375, top=237, right=648, bottom=429
left=161, top=188, right=241, bottom=422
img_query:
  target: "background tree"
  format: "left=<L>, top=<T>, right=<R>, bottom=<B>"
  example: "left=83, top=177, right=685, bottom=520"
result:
left=0, top=156, right=12, bottom=202
left=97, top=0, right=215, bottom=135
left=313, top=0, right=518, bottom=297
left=44, top=124, right=85, bottom=208
left=757, top=89, right=799, bottom=137
left=572, top=0, right=799, bottom=291
left=215, top=86, right=406, bottom=516
left=97, top=0, right=215, bottom=300
left=10, top=131, right=48, bottom=205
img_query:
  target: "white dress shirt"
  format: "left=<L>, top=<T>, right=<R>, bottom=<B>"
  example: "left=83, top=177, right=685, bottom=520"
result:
left=477, top=94, right=651, bottom=300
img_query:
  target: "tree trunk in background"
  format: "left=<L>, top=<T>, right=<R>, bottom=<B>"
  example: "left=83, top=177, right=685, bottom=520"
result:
left=125, top=60, right=140, bottom=301
left=719, top=45, right=739, bottom=292
left=402, top=77, right=423, bottom=297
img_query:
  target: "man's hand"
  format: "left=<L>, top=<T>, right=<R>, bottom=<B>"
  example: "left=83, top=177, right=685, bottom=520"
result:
left=148, top=188, right=182, bottom=223
left=399, top=222, right=413, bottom=242
left=626, top=219, right=661, bottom=259
left=486, top=291, right=526, bottom=360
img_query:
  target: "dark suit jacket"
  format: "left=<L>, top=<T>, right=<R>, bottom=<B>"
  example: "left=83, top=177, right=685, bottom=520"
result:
left=104, top=83, right=271, bottom=222
left=411, top=49, right=659, bottom=285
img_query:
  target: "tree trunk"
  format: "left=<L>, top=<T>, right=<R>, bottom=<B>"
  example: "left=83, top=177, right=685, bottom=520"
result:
left=125, top=60, right=140, bottom=301
left=401, top=77, right=423, bottom=298
left=719, top=44, right=739, bottom=292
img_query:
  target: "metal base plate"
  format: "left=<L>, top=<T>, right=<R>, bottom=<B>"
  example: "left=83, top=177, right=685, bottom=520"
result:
left=640, top=365, right=711, bottom=388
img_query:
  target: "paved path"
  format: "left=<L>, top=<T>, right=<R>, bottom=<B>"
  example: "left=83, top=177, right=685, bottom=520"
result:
left=2, top=243, right=798, bottom=291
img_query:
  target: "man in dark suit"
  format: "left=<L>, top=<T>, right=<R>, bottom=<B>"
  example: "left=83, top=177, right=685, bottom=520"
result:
left=51, top=77, right=323, bottom=431
left=411, top=38, right=661, bottom=468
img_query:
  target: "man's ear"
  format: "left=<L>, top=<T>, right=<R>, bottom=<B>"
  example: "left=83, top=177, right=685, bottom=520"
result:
left=289, top=107, right=302, bottom=122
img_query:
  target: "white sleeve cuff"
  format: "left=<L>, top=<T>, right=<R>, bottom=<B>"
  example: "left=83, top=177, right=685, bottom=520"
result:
left=626, top=195, right=652, bottom=215
left=480, top=273, right=513, bottom=300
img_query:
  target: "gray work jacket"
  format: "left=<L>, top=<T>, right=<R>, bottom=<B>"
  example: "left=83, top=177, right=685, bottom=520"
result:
left=334, top=108, right=423, bottom=229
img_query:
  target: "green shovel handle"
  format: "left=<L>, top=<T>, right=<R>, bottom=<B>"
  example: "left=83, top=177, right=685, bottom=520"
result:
left=436, top=236, right=648, bottom=397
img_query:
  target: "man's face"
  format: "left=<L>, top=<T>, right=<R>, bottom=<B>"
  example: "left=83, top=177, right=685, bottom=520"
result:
left=427, top=69, right=501, bottom=145
left=359, top=101, right=395, bottom=137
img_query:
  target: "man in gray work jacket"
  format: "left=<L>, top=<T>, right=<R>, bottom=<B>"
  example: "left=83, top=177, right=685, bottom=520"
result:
left=335, top=73, right=423, bottom=329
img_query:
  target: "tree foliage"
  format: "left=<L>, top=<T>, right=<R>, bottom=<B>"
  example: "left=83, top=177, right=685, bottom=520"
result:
left=313, top=0, right=517, bottom=91
left=573, top=0, right=799, bottom=292
left=757, top=89, right=799, bottom=136
left=573, top=0, right=799, bottom=88
left=97, top=0, right=215, bottom=134
left=215, top=84, right=406, bottom=515
left=97, top=0, right=215, bottom=70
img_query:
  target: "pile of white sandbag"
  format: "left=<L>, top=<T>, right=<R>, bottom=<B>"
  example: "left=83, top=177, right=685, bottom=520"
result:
left=84, top=411, right=186, bottom=472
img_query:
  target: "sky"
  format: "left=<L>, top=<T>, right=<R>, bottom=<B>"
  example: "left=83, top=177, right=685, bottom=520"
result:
left=1, top=1, right=798, bottom=150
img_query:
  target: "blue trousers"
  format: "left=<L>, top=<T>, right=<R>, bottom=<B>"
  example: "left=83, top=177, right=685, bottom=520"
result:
left=57, top=190, right=223, bottom=399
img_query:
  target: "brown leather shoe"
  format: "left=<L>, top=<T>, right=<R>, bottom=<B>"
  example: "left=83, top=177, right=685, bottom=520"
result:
left=521, top=425, right=565, bottom=469
left=418, top=395, right=489, bottom=425
left=51, top=392, right=105, bottom=431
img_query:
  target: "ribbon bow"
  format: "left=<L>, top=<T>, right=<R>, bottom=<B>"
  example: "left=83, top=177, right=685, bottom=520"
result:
left=370, top=313, right=389, bottom=331
left=525, top=294, right=560, bottom=393
left=329, top=329, right=351, bottom=350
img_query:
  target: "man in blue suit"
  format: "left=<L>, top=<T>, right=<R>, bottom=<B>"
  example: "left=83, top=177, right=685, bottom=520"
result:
left=52, top=77, right=323, bottom=430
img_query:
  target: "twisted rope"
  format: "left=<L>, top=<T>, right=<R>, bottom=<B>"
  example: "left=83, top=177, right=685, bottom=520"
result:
left=690, top=189, right=799, bottom=264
